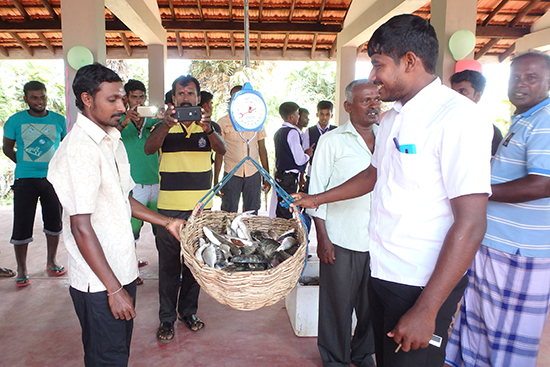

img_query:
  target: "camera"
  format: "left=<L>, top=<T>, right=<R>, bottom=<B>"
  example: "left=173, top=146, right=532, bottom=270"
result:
left=136, top=106, right=158, bottom=117
left=173, top=106, right=202, bottom=122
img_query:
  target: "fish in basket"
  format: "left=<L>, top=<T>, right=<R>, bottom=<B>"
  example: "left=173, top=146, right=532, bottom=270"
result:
left=181, top=210, right=308, bottom=311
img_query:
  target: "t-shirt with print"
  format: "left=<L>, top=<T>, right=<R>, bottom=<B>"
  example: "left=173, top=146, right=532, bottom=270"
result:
left=3, top=110, right=67, bottom=179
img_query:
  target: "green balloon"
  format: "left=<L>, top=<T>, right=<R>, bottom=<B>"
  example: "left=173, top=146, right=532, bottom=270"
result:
left=67, top=46, right=94, bottom=70
left=448, top=30, right=476, bottom=61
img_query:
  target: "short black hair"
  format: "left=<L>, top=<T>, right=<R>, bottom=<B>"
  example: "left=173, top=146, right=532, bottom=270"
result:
left=367, top=14, right=438, bottom=74
left=73, top=62, right=122, bottom=111
left=124, top=79, right=146, bottom=96
left=511, top=51, right=550, bottom=73
left=279, top=101, right=300, bottom=120
left=230, top=85, right=243, bottom=96
left=317, top=100, right=333, bottom=112
left=299, top=107, right=309, bottom=116
left=200, top=91, right=213, bottom=106
left=23, top=81, right=46, bottom=95
left=164, top=90, right=173, bottom=105
left=450, top=70, right=487, bottom=94
left=172, top=75, right=200, bottom=95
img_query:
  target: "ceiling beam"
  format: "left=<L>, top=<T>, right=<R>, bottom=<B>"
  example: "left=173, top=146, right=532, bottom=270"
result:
left=37, top=31, right=54, bottom=54
left=39, top=0, right=58, bottom=21
left=168, top=0, right=176, bottom=21
left=229, top=0, right=233, bottom=21
left=204, top=31, right=210, bottom=57
left=476, top=25, right=530, bottom=38
left=0, top=46, right=8, bottom=57
left=474, top=38, right=499, bottom=59
left=119, top=32, right=132, bottom=57
left=510, top=0, right=542, bottom=27
left=282, top=32, right=289, bottom=57
left=311, top=32, right=318, bottom=59
left=317, top=0, right=327, bottom=23
left=10, top=0, right=30, bottom=21
left=8, top=31, right=32, bottom=56
left=482, top=0, right=510, bottom=26
left=175, top=31, right=183, bottom=56
left=256, top=31, right=261, bottom=56
left=105, top=0, right=166, bottom=45
left=289, top=0, right=296, bottom=22
left=230, top=31, right=235, bottom=56
left=259, top=0, right=264, bottom=23
left=196, top=0, right=204, bottom=22
left=499, top=43, right=515, bottom=62
left=329, top=36, right=337, bottom=59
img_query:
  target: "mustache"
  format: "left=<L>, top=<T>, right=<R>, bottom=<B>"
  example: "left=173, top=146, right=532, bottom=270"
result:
left=111, top=112, right=124, bottom=118
left=367, top=108, right=380, bottom=114
left=179, top=102, right=193, bottom=107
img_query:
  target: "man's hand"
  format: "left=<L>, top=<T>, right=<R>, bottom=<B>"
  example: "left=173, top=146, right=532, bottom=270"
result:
left=196, top=108, right=213, bottom=133
left=262, top=180, right=271, bottom=194
left=317, top=232, right=335, bottom=265
left=291, top=192, right=316, bottom=210
left=305, top=143, right=316, bottom=157
left=108, top=288, right=136, bottom=320
left=166, top=218, right=186, bottom=241
left=163, top=105, right=180, bottom=129
left=126, top=108, right=141, bottom=123
left=387, top=305, right=436, bottom=352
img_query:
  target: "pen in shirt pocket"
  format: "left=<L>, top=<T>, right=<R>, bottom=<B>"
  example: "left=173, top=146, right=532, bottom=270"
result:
left=393, top=137, right=417, bottom=154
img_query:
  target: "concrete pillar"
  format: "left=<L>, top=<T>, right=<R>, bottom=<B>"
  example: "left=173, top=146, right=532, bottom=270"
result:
left=61, top=0, right=106, bottom=127
left=335, top=46, right=357, bottom=126
left=430, top=0, right=477, bottom=86
left=147, top=43, right=167, bottom=108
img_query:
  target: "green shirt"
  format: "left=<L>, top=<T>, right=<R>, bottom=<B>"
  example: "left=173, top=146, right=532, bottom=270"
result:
left=120, top=116, right=159, bottom=185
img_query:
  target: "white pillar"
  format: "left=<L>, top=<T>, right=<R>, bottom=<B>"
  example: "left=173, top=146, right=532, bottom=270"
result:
left=61, top=0, right=106, bottom=127
left=147, top=43, right=167, bottom=108
left=335, top=46, right=357, bottom=126
left=431, top=0, right=477, bottom=86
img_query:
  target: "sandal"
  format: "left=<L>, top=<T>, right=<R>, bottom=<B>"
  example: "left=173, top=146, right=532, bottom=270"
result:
left=138, top=260, right=148, bottom=268
left=156, top=321, right=174, bottom=343
left=47, top=266, right=68, bottom=277
left=136, top=276, right=144, bottom=285
left=178, top=314, right=205, bottom=333
left=0, top=267, right=15, bottom=277
left=15, top=276, right=31, bottom=287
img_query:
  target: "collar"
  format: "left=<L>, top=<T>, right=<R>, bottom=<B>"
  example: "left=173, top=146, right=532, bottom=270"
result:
left=339, top=120, right=378, bottom=136
left=75, top=113, right=121, bottom=149
left=393, top=77, right=441, bottom=114
left=514, top=97, right=550, bottom=118
left=316, top=123, right=331, bottom=134
left=282, top=121, right=301, bottom=132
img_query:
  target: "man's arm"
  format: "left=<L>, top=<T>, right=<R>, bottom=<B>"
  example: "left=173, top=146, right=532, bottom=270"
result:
left=490, top=174, right=550, bottom=203
left=129, top=196, right=185, bottom=240
left=70, top=214, right=136, bottom=320
left=313, top=217, right=336, bottom=265
left=2, top=136, right=16, bottom=163
left=203, top=120, right=226, bottom=155
left=144, top=106, right=178, bottom=155
left=387, top=193, right=488, bottom=352
left=258, top=138, right=271, bottom=192
left=292, top=164, right=377, bottom=209
left=213, top=153, right=224, bottom=196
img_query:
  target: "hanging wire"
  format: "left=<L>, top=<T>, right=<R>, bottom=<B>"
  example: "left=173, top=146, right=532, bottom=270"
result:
left=244, top=0, right=250, bottom=67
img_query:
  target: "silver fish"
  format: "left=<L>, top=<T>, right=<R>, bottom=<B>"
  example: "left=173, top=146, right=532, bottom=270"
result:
left=277, top=236, right=298, bottom=252
left=202, top=243, right=217, bottom=268
left=231, top=211, right=255, bottom=240
left=195, top=238, right=208, bottom=263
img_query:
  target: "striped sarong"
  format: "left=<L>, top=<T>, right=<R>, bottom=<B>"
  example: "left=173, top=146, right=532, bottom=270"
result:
left=445, top=245, right=550, bottom=367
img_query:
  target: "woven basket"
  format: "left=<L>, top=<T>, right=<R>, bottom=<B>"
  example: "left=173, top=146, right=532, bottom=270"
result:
left=180, top=210, right=308, bottom=311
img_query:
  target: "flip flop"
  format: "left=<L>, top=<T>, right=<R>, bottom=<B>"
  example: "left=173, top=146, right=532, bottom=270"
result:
left=47, top=265, right=68, bottom=277
left=138, top=260, right=148, bottom=268
left=136, top=276, right=144, bottom=285
left=156, top=322, right=174, bottom=343
left=15, top=276, right=31, bottom=287
left=0, top=267, right=15, bottom=277
left=178, top=314, right=205, bottom=333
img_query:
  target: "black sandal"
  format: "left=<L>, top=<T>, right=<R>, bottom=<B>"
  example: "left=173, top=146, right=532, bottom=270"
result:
left=178, top=314, right=205, bottom=333
left=156, top=321, right=174, bottom=343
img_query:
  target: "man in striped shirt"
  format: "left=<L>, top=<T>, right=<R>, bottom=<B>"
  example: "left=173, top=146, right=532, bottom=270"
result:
left=446, top=51, right=550, bottom=367
left=144, top=75, right=226, bottom=343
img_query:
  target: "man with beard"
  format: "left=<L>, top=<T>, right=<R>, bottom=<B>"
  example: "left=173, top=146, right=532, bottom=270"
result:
left=145, top=74, right=226, bottom=343
left=47, top=63, right=185, bottom=366
left=3, top=80, right=67, bottom=287
left=292, top=14, right=492, bottom=367
left=446, top=52, right=550, bottom=367
left=307, top=80, right=379, bottom=367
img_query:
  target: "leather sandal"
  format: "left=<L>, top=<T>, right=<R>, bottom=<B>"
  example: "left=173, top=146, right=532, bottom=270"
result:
left=178, top=314, right=205, bottom=333
left=156, top=321, right=174, bottom=343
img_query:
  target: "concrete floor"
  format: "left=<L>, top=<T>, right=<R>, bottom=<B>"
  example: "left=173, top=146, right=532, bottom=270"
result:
left=1, top=204, right=550, bottom=367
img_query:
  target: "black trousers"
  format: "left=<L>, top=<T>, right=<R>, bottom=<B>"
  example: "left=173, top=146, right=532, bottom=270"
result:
left=368, top=275, right=468, bottom=367
left=156, top=209, right=200, bottom=322
left=70, top=280, right=137, bottom=367
left=274, top=170, right=298, bottom=219
left=220, top=171, right=261, bottom=213
left=318, top=245, right=375, bottom=367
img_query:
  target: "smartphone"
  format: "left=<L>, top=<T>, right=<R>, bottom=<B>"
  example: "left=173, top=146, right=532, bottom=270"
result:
left=136, top=106, right=158, bottom=117
left=174, top=106, right=202, bottom=122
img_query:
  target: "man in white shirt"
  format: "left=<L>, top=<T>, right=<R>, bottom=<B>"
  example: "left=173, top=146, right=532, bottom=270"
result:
left=48, top=63, right=185, bottom=366
left=308, top=79, right=379, bottom=367
left=293, top=14, right=492, bottom=367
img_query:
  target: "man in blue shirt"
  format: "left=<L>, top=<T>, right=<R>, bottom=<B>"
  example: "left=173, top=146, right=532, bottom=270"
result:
left=446, top=52, right=550, bottom=367
left=2, top=81, right=67, bottom=287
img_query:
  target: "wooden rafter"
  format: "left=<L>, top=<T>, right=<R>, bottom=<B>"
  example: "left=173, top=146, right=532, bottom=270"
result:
left=37, top=31, right=54, bottom=54
left=510, top=0, right=542, bottom=27
left=482, top=0, right=510, bottom=26
left=311, top=33, right=318, bottom=59
left=282, top=32, right=289, bottom=57
left=119, top=32, right=132, bottom=57
left=256, top=31, right=261, bottom=56
left=204, top=31, right=210, bottom=57
left=230, top=31, right=236, bottom=56
left=196, top=0, right=204, bottom=22
left=39, top=0, right=58, bottom=21
left=0, top=46, right=8, bottom=57
left=476, top=25, right=530, bottom=39
left=162, top=21, right=341, bottom=33
left=329, top=36, right=337, bottom=59
left=229, top=0, right=233, bottom=22
left=289, top=0, right=296, bottom=22
left=499, top=43, right=515, bottom=62
left=259, top=0, right=264, bottom=23
left=168, top=0, right=176, bottom=21
left=175, top=31, right=183, bottom=56
left=317, top=0, right=327, bottom=23
left=474, top=38, right=499, bottom=59
left=8, top=31, right=32, bottom=56
left=10, top=0, right=30, bottom=21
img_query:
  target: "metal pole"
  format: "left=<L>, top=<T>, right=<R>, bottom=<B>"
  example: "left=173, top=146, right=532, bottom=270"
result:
left=244, top=0, right=250, bottom=67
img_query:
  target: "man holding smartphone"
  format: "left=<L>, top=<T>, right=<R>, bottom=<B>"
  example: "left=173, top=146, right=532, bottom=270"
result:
left=119, top=80, right=161, bottom=284
left=144, top=75, right=226, bottom=343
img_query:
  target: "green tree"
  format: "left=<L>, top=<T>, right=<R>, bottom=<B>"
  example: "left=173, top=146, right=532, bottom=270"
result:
left=285, top=61, right=336, bottom=110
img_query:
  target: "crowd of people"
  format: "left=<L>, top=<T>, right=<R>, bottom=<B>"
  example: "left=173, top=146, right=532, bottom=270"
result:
left=1, top=12, right=550, bottom=367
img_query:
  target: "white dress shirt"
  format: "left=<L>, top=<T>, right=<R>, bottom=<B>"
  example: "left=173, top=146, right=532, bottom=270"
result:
left=369, top=78, right=492, bottom=287
left=48, top=113, right=138, bottom=292
left=307, top=121, right=377, bottom=252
